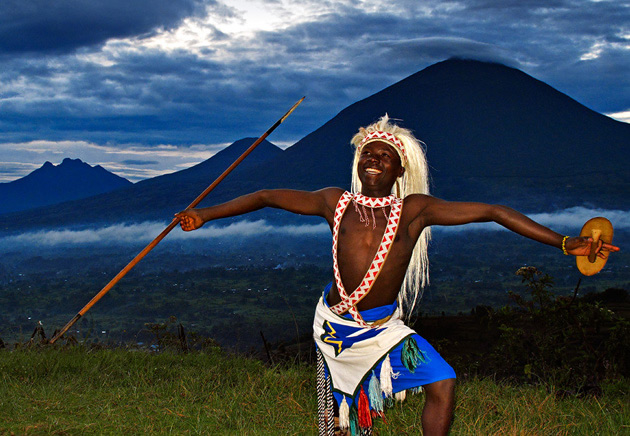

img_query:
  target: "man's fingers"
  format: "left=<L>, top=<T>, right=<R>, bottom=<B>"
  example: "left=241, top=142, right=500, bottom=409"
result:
left=177, top=215, right=194, bottom=231
left=602, top=242, right=620, bottom=252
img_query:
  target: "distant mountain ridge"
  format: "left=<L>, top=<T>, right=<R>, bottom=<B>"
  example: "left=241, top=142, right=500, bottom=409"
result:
left=0, top=139, right=282, bottom=226
left=0, top=59, right=628, bottom=230
left=0, top=158, right=132, bottom=215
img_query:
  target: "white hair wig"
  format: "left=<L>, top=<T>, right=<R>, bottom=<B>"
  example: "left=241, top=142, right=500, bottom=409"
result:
left=350, top=114, right=431, bottom=316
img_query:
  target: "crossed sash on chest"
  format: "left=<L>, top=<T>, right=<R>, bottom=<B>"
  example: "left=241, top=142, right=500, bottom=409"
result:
left=330, top=191, right=403, bottom=328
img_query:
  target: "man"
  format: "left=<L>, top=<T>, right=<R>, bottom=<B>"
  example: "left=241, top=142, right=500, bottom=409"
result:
left=176, top=115, right=618, bottom=435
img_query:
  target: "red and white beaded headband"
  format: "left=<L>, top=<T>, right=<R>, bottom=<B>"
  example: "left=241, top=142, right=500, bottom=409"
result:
left=358, top=130, right=407, bottom=166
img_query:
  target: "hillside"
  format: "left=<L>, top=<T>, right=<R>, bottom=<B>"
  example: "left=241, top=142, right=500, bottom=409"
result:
left=240, top=58, right=629, bottom=206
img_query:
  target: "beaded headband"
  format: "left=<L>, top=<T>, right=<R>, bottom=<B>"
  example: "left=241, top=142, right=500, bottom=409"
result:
left=358, top=130, right=407, bottom=166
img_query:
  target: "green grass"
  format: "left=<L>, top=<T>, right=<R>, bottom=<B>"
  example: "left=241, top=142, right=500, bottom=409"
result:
left=382, top=378, right=629, bottom=435
left=0, top=347, right=317, bottom=435
left=1, top=347, right=628, bottom=435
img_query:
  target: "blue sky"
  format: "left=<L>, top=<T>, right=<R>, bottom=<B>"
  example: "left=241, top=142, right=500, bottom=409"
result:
left=0, top=0, right=628, bottom=182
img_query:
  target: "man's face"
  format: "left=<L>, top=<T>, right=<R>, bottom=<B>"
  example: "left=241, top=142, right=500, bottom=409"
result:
left=357, top=141, right=405, bottom=191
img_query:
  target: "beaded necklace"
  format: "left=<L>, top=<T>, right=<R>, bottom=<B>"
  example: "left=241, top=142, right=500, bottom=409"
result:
left=352, top=193, right=396, bottom=229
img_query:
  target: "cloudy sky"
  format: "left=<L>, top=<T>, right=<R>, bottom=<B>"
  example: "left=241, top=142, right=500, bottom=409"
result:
left=0, top=0, right=628, bottom=182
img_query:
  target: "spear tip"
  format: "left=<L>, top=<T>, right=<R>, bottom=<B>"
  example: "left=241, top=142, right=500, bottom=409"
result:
left=280, top=96, right=306, bottom=123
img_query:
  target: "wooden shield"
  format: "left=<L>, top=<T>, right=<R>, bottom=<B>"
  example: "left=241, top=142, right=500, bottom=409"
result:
left=576, top=217, right=614, bottom=276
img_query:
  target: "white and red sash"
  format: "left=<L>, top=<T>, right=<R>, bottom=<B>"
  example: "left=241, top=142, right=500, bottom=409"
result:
left=330, top=191, right=403, bottom=327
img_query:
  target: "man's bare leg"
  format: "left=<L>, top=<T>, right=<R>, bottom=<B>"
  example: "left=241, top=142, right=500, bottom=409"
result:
left=422, top=378, right=455, bottom=435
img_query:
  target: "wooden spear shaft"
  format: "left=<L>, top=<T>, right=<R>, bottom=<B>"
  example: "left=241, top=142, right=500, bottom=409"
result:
left=50, top=97, right=305, bottom=344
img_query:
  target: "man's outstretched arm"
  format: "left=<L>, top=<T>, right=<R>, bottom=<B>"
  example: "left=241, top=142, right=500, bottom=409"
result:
left=176, top=187, right=342, bottom=231
left=410, top=195, right=619, bottom=257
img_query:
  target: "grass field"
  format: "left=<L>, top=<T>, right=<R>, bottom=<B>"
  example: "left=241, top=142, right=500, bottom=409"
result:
left=1, top=346, right=628, bottom=435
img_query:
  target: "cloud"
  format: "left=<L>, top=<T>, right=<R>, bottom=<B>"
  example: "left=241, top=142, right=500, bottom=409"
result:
left=0, top=0, right=627, bottom=182
left=120, top=160, right=160, bottom=166
left=0, top=161, right=41, bottom=180
left=0, top=219, right=330, bottom=247
left=0, top=140, right=228, bottom=182
left=0, top=0, right=208, bottom=55
left=376, top=37, right=517, bottom=70
left=435, top=207, right=630, bottom=233
left=606, top=110, right=630, bottom=124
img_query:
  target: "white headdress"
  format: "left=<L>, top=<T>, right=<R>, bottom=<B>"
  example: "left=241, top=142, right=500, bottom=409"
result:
left=350, top=114, right=431, bottom=316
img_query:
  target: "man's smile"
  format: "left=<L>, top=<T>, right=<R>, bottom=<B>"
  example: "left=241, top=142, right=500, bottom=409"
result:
left=365, top=168, right=382, bottom=175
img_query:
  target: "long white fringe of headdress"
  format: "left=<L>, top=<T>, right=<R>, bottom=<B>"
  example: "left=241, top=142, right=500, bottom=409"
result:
left=350, top=114, right=431, bottom=316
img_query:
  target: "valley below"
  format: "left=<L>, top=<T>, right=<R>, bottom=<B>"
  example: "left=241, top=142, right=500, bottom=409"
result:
left=1, top=226, right=627, bottom=353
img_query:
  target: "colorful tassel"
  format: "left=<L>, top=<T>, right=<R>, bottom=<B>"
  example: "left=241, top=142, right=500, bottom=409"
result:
left=395, top=390, right=406, bottom=402
left=380, top=354, right=394, bottom=398
left=371, top=409, right=384, bottom=420
left=349, top=406, right=359, bottom=436
left=402, top=337, right=424, bottom=373
left=411, top=386, right=424, bottom=395
left=339, top=396, right=350, bottom=431
left=368, top=370, right=384, bottom=414
left=358, top=386, right=372, bottom=429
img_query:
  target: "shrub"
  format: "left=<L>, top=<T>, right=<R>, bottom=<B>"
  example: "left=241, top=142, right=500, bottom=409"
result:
left=484, top=267, right=629, bottom=393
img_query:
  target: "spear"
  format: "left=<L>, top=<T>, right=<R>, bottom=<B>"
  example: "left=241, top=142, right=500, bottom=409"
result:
left=50, top=97, right=305, bottom=344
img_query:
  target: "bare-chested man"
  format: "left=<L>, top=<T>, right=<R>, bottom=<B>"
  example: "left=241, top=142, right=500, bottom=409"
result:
left=176, top=115, right=618, bottom=435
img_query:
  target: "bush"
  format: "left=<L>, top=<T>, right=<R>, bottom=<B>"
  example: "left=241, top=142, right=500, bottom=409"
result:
left=483, top=267, right=629, bottom=393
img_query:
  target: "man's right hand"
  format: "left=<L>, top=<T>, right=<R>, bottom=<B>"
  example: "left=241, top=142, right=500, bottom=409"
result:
left=175, top=209, right=204, bottom=231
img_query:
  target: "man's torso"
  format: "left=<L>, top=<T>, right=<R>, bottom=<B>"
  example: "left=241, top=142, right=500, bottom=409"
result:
left=326, top=191, right=426, bottom=310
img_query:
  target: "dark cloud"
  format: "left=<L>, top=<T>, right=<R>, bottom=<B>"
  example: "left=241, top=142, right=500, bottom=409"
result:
left=277, top=1, right=630, bottom=116
left=0, top=0, right=627, bottom=178
left=0, top=0, right=208, bottom=55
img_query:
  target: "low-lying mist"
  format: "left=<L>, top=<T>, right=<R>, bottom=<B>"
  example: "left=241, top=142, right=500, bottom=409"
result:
left=434, top=206, right=629, bottom=234
left=0, top=220, right=330, bottom=248
left=0, top=206, right=626, bottom=248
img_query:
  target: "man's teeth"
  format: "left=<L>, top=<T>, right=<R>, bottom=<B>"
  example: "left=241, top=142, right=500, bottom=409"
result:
left=366, top=168, right=381, bottom=174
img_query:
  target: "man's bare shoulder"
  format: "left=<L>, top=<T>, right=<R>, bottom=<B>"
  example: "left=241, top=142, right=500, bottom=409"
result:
left=401, top=194, right=447, bottom=225
left=315, top=187, right=345, bottom=205
left=402, top=193, right=435, bottom=210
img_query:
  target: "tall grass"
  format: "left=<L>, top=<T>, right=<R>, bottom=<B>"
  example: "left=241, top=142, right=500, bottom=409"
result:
left=1, top=347, right=627, bottom=435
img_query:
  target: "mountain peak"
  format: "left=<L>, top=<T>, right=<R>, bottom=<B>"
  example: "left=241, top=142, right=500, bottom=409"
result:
left=0, top=158, right=132, bottom=215
left=255, top=57, right=629, bottom=197
left=60, top=157, right=86, bottom=166
left=168, top=137, right=283, bottom=180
